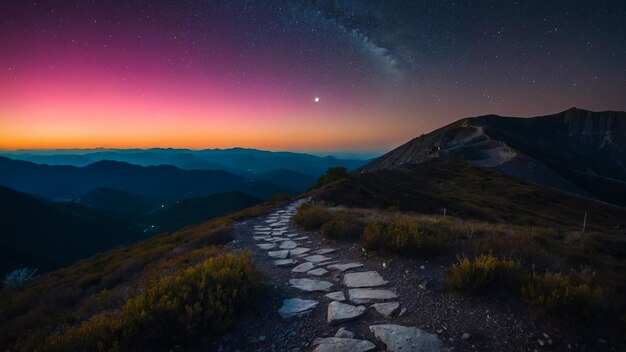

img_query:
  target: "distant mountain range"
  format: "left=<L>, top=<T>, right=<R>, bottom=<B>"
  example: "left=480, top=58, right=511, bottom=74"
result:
left=0, top=147, right=368, bottom=176
left=360, top=108, right=626, bottom=206
left=0, top=157, right=300, bottom=201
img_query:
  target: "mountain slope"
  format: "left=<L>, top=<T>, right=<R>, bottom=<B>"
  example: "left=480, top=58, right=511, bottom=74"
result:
left=77, top=187, right=165, bottom=218
left=0, top=157, right=292, bottom=201
left=0, top=186, right=145, bottom=272
left=360, top=108, right=626, bottom=206
left=315, top=158, right=626, bottom=232
left=149, top=191, right=263, bottom=232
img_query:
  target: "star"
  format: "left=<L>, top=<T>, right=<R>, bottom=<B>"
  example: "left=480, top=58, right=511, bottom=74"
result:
left=314, top=96, right=320, bottom=103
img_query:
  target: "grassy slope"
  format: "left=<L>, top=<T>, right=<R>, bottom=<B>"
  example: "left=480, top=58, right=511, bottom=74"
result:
left=313, top=157, right=626, bottom=232
left=0, top=197, right=288, bottom=351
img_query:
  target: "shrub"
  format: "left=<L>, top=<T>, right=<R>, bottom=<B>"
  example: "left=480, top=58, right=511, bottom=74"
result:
left=3, top=268, right=37, bottom=289
left=320, top=214, right=363, bottom=240
left=313, top=167, right=349, bottom=189
left=43, top=252, right=263, bottom=351
left=447, top=254, right=524, bottom=292
left=292, top=204, right=333, bottom=230
left=522, top=272, right=604, bottom=318
left=362, top=218, right=447, bottom=255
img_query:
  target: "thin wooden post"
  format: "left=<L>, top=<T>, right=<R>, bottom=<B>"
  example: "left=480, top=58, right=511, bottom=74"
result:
left=582, top=212, right=587, bottom=233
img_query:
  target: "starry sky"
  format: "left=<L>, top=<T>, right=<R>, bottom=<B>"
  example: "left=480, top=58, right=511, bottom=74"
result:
left=1, top=0, right=625, bottom=151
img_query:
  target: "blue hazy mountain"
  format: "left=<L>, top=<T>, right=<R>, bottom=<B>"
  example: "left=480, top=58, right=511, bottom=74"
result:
left=0, top=147, right=369, bottom=176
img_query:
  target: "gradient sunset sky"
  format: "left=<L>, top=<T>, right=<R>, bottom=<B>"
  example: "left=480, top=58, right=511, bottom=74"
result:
left=1, top=1, right=625, bottom=151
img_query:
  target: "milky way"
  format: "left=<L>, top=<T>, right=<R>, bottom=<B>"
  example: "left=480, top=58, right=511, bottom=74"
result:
left=1, top=0, right=624, bottom=150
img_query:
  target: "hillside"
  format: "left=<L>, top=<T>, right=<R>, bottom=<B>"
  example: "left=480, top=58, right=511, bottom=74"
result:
left=315, top=158, right=626, bottom=233
left=0, top=186, right=145, bottom=273
left=149, top=191, right=263, bottom=232
left=0, top=200, right=285, bottom=351
left=0, top=157, right=293, bottom=201
left=360, top=108, right=626, bottom=206
left=77, top=187, right=165, bottom=218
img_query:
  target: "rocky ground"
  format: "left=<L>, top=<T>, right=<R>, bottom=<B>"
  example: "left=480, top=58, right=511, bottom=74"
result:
left=205, top=199, right=619, bottom=352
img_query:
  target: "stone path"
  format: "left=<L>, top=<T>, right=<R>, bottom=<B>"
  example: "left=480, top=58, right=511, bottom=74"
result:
left=252, top=199, right=444, bottom=351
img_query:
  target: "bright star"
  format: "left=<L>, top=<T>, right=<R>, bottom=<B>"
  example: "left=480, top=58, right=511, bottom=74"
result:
left=314, top=96, right=320, bottom=103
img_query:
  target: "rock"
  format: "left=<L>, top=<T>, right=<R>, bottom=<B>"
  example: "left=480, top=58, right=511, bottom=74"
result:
left=278, top=298, right=319, bottom=318
left=335, top=328, right=355, bottom=339
left=369, top=324, right=442, bottom=352
left=399, top=307, right=407, bottom=317
left=314, top=248, right=337, bottom=255
left=312, top=337, right=375, bottom=352
left=327, top=263, right=364, bottom=272
left=290, top=278, right=334, bottom=292
left=348, top=288, right=398, bottom=304
left=304, top=255, right=332, bottom=263
left=307, top=268, right=329, bottom=276
left=280, top=240, right=298, bottom=249
left=461, top=333, right=471, bottom=340
left=343, top=271, right=388, bottom=288
left=371, top=302, right=400, bottom=317
left=268, top=250, right=290, bottom=259
left=257, top=243, right=276, bottom=249
left=292, top=262, right=315, bottom=273
left=289, top=247, right=311, bottom=256
left=274, top=259, right=297, bottom=266
left=325, top=291, right=346, bottom=301
left=259, top=336, right=266, bottom=341
left=327, top=301, right=366, bottom=324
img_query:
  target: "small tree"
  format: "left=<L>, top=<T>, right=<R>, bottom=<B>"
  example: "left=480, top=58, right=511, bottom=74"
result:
left=314, top=167, right=349, bottom=189
left=3, top=267, right=38, bottom=289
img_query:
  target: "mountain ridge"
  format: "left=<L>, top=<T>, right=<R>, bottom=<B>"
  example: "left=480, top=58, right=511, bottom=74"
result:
left=359, top=108, right=626, bottom=206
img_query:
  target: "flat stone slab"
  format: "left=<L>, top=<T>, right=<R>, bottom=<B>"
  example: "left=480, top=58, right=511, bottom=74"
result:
left=343, top=271, right=388, bottom=288
left=266, top=237, right=290, bottom=243
left=325, top=291, right=346, bottom=302
left=274, top=259, right=297, bottom=266
left=335, top=327, right=354, bottom=339
left=293, top=236, right=309, bottom=240
left=369, top=324, right=442, bottom=352
left=279, top=240, right=298, bottom=249
left=371, top=302, right=400, bottom=317
left=268, top=250, right=289, bottom=259
left=290, top=278, right=334, bottom=292
left=253, top=236, right=270, bottom=241
left=292, top=262, right=315, bottom=273
left=307, top=268, right=329, bottom=276
left=278, top=298, right=319, bottom=319
left=327, top=301, right=366, bottom=325
left=314, top=248, right=337, bottom=255
left=327, top=262, right=364, bottom=272
left=312, top=337, right=375, bottom=352
left=348, top=289, right=398, bottom=304
left=289, top=247, right=311, bottom=256
left=256, top=243, right=275, bottom=250
left=304, top=255, right=332, bottom=263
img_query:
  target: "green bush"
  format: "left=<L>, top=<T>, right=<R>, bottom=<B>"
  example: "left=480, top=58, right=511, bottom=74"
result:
left=361, top=218, right=447, bottom=255
left=320, top=215, right=363, bottom=240
left=292, top=204, right=333, bottom=230
left=313, top=167, right=349, bottom=189
left=447, top=254, right=524, bottom=291
left=43, top=252, right=263, bottom=352
left=522, top=272, right=604, bottom=318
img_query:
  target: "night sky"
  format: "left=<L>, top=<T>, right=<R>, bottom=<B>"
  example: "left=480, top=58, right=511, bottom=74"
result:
left=1, top=1, right=625, bottom=151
